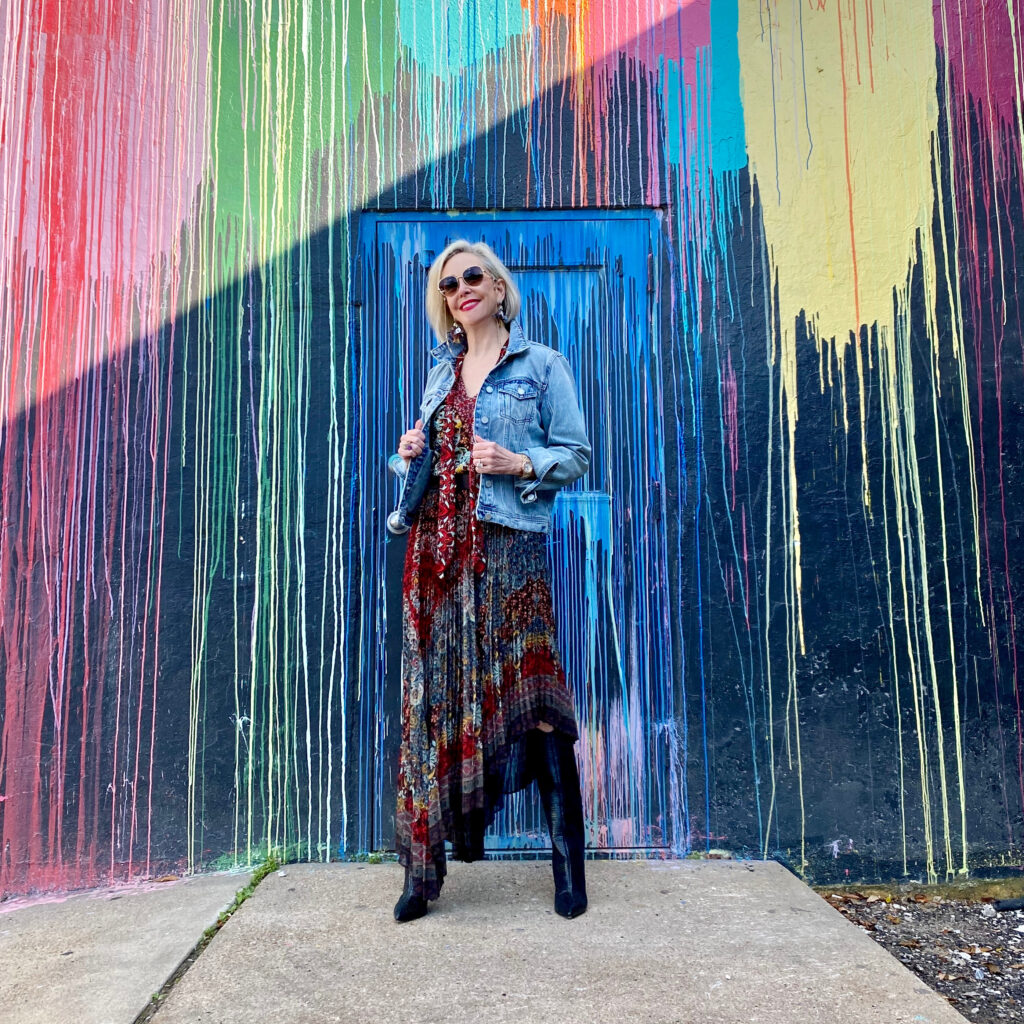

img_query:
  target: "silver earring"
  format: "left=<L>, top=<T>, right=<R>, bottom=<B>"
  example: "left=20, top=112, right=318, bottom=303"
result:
left=446, top=322, right=465, bottom=344
left=495, top=301, right=508, bottom=324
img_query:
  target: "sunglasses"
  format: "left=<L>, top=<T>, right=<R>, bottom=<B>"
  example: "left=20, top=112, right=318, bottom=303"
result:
left=437, top=266, right=490, bottom=295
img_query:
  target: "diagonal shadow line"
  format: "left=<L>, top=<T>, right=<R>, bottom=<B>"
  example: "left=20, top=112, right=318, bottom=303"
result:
left=0, top=3, right=716, bottom=428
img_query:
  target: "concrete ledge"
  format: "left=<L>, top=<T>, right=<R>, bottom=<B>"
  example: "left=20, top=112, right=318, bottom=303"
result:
left=150, top=860, right=967, bottom=1024
left=0, top=871, right=250, bottom=1024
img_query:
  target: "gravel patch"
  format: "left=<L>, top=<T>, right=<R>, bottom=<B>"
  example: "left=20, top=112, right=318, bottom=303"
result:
left=819, top=888, right=1024, bottom=1024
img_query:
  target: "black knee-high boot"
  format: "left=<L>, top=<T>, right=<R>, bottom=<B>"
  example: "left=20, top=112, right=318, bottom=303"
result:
left=533, top=730, right=588, bottom=919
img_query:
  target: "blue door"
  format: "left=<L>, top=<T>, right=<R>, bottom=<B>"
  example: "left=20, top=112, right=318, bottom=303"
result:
left=353, top=211, right=679, bottom=856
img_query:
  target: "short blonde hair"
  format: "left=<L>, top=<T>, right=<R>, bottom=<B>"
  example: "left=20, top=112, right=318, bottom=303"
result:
left=425, top=239, right=522, bottom=342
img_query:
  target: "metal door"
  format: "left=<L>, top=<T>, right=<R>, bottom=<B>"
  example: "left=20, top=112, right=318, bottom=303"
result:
left=352, top=211, right=679, bottom=856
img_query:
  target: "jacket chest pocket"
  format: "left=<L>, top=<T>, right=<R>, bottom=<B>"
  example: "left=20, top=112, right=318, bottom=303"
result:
left=497, top=378, right=541, bottom=424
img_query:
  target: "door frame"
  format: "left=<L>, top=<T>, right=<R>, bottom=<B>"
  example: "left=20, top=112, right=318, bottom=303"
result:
left=348, top=208, right=679, bottom=856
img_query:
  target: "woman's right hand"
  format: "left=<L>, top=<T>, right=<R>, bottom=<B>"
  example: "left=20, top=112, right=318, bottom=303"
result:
left=398, top=419, right=426, bottom=463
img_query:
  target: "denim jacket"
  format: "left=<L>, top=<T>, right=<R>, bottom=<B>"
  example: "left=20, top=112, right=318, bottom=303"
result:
left=388, top=319, right=591, bottom=534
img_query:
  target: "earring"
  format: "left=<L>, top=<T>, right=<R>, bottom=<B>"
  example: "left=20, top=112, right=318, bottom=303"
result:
left=495, top=301, right=508, bottom=325
left=446, top=322, right=465, bottom=344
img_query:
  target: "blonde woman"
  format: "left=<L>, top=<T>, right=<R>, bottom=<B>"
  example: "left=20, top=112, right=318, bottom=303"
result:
left=389, top=240, right=591, bottom=922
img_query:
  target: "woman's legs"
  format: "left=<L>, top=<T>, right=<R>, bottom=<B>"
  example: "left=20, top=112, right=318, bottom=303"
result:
left=530, top=726, right=588, bottom=919
left=396, top=725, right=586, bottom=921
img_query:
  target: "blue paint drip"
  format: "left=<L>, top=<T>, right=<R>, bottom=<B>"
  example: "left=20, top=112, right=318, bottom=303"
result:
left=708, top=0, right=747, bottom=176
left=707, top=312, right=766, bottom=854
left=796, top=0, right=814, bottom=169
left=661, top=57, right=685, bottom=165
left=397, top=0, right=525, bottom=79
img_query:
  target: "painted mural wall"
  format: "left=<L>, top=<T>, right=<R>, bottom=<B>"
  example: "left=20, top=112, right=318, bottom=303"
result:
left=2, top=0, right=1023, bottom=897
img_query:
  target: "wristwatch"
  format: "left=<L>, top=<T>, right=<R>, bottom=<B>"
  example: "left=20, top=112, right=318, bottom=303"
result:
left=519, top=454, right=534, bottom=479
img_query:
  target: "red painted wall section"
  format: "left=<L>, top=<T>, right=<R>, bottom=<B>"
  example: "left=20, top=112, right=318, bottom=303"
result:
left=0, top=0, right=207, bottom=894
left=1, top=0, right=207, bottom=413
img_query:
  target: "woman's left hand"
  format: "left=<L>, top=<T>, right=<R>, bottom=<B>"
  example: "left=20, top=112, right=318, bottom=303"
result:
left=472, top=435, right=524, bottom=476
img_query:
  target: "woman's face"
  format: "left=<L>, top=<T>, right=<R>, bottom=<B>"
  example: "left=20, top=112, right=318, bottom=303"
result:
left=441, top=251, right=506, bottom=331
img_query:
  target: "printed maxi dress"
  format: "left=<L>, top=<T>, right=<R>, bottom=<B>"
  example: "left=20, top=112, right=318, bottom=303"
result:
left=395, top=364, right=579, bottom=901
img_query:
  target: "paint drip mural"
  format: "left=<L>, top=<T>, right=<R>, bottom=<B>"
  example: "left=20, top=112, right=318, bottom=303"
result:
left=2, top=0, right=1023, bottom=898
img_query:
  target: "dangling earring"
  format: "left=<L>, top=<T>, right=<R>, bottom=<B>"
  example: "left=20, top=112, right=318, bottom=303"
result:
left=495, top=301, right=508, bottom=325
left=446, top=321, right=465, bottom=345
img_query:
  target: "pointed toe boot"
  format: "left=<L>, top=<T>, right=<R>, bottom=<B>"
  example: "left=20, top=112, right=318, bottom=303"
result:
left=533, top=730, right=588, bottom=919
left=393, top=868, right=429, bottom=922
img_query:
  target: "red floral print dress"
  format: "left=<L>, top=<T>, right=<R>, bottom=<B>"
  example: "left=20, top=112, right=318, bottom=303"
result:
left=394, top=359, right=579, bottom=901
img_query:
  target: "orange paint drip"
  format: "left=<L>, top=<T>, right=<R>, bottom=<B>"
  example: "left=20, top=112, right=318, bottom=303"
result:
left=836, top=0, right=862, bottom=330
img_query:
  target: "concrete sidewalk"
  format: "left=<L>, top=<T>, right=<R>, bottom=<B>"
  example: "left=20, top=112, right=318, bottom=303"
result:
left=143, top=859, right=966, bottom=1024
left=0, top=870, right=250, bottom=1024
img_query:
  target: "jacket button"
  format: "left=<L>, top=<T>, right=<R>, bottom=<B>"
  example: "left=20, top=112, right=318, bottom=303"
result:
left=517, top=387, right=525, bottom=395
left=486, top=385, right=494, bottom=393
left=480, top=415, right=488, bottom=424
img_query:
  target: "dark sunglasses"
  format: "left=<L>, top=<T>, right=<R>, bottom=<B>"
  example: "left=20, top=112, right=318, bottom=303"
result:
left=437, top=266, right=490, bottom=295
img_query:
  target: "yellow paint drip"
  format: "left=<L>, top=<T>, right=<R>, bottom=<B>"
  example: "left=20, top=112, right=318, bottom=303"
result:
left=739, top=1, right=973, bottom=880
left=740, top=1, right=938, bottom=348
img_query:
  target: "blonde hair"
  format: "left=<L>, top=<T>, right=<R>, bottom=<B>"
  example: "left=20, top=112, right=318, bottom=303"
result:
left=425, top=239, right=522, bottom=342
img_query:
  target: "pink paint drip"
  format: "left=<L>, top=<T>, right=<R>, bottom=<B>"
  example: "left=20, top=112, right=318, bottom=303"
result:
left=742, top=504, right=750, bottom=631
left=935, top=0, right=1023, bottom=131
left=583, top=1, right=711, bottom=90
left=0, top=0, right=207, bottom=897
left=935, top=0, right=1024, bottom=837
left=581, top=2, right=710, bottom=206
left=723, top=346, right=739, bottom=510
left=0, top=0, right=208, bottom=413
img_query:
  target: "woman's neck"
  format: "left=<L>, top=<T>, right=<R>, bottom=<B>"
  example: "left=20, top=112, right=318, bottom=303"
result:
left=461, top=319, right=509, bottom=359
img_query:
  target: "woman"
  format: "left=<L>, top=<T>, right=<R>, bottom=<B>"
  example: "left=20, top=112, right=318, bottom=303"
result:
left=389, top=239, right=591, bottom=923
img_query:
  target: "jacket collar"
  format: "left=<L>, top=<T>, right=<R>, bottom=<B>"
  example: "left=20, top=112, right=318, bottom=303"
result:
left=429, top=318, right=528, bottom=365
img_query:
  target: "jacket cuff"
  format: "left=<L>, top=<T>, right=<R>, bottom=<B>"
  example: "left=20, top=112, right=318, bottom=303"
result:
left=518, top=446, right=559, bottom=501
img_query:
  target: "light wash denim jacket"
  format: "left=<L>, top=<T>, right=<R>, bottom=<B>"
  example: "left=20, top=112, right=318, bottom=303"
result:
left=389, top=319, right=591, bottom=534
